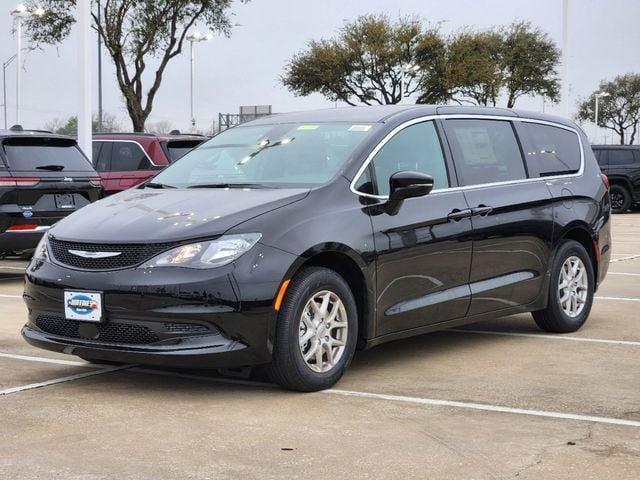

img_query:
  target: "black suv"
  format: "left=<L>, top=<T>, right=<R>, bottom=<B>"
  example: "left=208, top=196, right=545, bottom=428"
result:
left=592, top=145, right=640, bottom=213
left=22, top=106, right=611, bottom=391
left=0, top=129, right=102, bottom=256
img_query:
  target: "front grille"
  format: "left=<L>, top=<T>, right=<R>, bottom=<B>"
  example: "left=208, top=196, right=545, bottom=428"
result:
left=49, top=237, right=180, bottom=270
left=164, top=322, right=211, bottom=334
left=36, top=315, right=160, bottom=345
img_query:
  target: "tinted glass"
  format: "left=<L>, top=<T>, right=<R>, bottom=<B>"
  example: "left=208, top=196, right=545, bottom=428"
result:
left=110, top=142, right=151, bottom=171
left=92, top=142, right=110, bottom=172
left=152, top=123, right=377, bottom=188
left=609, top=149, right=636, bottom=166
left=368, top=121, right=448, bottom=196
left=593, top=149, right=607, bottom=166
left=3, top=137, right=94, bottom=171
left=445, top=119, right=526, bottom=186
left=165, top=140, right=204, bottom=162
left=522, top=123, right=581, bottom=176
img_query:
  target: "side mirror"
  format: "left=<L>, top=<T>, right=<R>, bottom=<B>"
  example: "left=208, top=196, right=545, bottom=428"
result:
left=386, top=171, right=434, bottom=215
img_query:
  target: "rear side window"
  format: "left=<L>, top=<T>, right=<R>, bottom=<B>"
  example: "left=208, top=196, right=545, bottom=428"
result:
left=2, top=137, right=94, bottom=171
left=110, top=142, right=151, bottom=171
left=593, top=149, right=607, bottom=167
left=521, top=123, right=581, bottom=176
left=368, top=121, right=449, bottom=196
left=444, top=119, right=526, bottom=186
left=164, top=140, right=203, bottom=162
left=92, top=141, right=111, bottom=172
left=608, top=149, right=637, bottom=166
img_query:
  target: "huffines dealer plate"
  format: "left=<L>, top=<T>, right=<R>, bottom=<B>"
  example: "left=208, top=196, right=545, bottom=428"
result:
left=64, top=291, right=103, bottom=322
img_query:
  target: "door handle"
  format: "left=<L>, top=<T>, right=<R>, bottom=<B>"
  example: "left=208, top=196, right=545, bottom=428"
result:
left=471, top=205, right=493, bottom=216
left=447, top=208, right=473, bottom=221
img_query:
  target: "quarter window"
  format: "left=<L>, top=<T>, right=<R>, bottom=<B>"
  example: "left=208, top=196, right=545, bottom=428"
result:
left=522, top=123, right=581, bottom=176
left=444, top=119, right=526, bottom=186
left=368, top=121, right=449, bottom=196
left=110, top=142, right=151, bottom=171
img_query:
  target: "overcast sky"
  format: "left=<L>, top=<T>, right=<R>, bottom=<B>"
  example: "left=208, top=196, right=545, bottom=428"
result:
left=0, top=0, right=638, bottom=142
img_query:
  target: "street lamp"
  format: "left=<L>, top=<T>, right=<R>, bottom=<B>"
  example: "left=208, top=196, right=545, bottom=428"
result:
left=399, top=63, right=420, bottom=103
left=594, top=92, right=610, bottom=127
left=186, top=31, right=213, bottom=132
left=2, top=55, right=17, bottom=130
left=10, top=3, right=45, bottom=125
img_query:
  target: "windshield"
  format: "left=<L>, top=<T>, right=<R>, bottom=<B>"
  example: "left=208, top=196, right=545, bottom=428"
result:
left=150, top=122, right=377, bottom=188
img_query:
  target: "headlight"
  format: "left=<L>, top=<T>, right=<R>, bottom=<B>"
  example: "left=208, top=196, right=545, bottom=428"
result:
left=32, top=235, right=49, bottom=262
left=141, top=233, right=262, bottom=269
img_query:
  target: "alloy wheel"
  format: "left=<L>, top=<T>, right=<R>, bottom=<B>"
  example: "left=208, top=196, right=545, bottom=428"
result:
left=610, top=191, right=624, bottom=211
left=298, top=290, right=348, bottom=373
left=557, top=256, right=589, bottom=318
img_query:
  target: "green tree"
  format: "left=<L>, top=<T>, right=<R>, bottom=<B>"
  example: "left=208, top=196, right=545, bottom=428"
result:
left=282, top=14, right=449, bottom=106
left=577, top=74, right=640, bottom=145
left=45, top=112, right=122, bottom=135
left=446, top=30, right=503, bottom=106
left=500, top=21, right=560, bottom=108
left=24, top=1, right=246, bottom=132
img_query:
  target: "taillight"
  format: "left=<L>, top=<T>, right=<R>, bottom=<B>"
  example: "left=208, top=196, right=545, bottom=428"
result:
left=89, top=177, right=102, bottom=187
left=6, top=224, right=38, bottom=231
left=601, top=173, right=610, bottom=190
left=0, top=177, right=40, bottom=187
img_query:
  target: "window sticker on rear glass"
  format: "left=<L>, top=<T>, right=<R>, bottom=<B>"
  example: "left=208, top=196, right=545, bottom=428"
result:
left=348, top=125, right=372, bottom=132
left=297, top=125, right=320, bottom=131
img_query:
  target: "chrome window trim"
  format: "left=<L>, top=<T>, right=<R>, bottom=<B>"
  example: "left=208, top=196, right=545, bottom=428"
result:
left=349, top=114, right=585, bottom=200
left=92, top=139, right=159, bottom=167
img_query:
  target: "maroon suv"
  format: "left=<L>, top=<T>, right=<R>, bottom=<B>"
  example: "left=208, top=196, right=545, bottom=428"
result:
left=92, top=132, right=206, bottom=196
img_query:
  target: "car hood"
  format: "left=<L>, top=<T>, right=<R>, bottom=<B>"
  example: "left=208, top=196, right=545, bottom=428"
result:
left=51, top=187, right=309, bottom=243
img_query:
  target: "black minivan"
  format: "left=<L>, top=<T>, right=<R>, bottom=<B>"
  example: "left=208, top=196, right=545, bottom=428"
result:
left=0, top=129, right=102, bottom=256
left=22, top=106, right=611, bottom=391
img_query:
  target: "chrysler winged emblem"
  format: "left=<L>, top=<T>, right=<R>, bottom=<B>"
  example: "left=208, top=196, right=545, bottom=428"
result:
left=68, top=250, right=122, bottom=259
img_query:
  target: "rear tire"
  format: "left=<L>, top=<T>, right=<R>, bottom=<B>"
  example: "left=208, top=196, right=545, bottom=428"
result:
left=264, top=267, right=358, bottom=392
left=610, top=185, right=632, bottom=213
left=532, top=240, right=594, bottom=333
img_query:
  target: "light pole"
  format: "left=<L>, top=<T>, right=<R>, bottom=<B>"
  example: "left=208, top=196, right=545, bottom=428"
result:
left=186, top=31, right=212, bottom=132
left=594, top=92, right=610, bottom=128
left=10, top=4, right=45, bottom=126
left=2, top=55, right=16, bottom=130
left=399, top=63, right=420, bottom=103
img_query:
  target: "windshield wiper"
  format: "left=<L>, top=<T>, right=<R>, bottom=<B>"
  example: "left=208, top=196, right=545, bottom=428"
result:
left=145, top=182, right=176, bottom=189
left=36, top=164, right=65, bottom=171
left=187, top=183, right=271, bottom=189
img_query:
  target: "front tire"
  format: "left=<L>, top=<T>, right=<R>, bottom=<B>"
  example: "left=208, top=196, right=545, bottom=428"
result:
left=532, top=240, right=595, bottom=333
left=265, top=267, right=358, bottom=392
left=610, top=185, right=631, bottom=213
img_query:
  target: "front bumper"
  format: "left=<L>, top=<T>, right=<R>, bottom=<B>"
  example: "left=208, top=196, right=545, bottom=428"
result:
left=22, top=242, right=297, bottom=369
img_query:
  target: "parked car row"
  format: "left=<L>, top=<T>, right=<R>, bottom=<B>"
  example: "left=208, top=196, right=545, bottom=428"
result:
left=0, top=128, right=205, bottom=256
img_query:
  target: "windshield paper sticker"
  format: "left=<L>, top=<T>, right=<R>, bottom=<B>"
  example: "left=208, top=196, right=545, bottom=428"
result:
left=348, top=125, right=372, bottom=132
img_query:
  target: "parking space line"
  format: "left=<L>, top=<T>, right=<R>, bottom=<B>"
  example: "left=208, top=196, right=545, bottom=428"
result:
left=325, top=389, right=640, bottom=428
left=607, top=272, right=640, bottom=277
left=610, top=254, right=640, bottom=262
left=0, top=352, right=102, bottom=368
left=595, top=295, right=640, bottom=302
left=2, top=351, right=639, bottom=427
left=0, top=293, right=21, bottom=299
left=448, top=329, right=640, bottom=346
left=0, top=364, right=134, bottom=396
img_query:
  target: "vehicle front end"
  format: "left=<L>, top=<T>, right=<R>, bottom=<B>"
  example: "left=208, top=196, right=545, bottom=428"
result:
left=22, top=229, right=297, bottom=368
